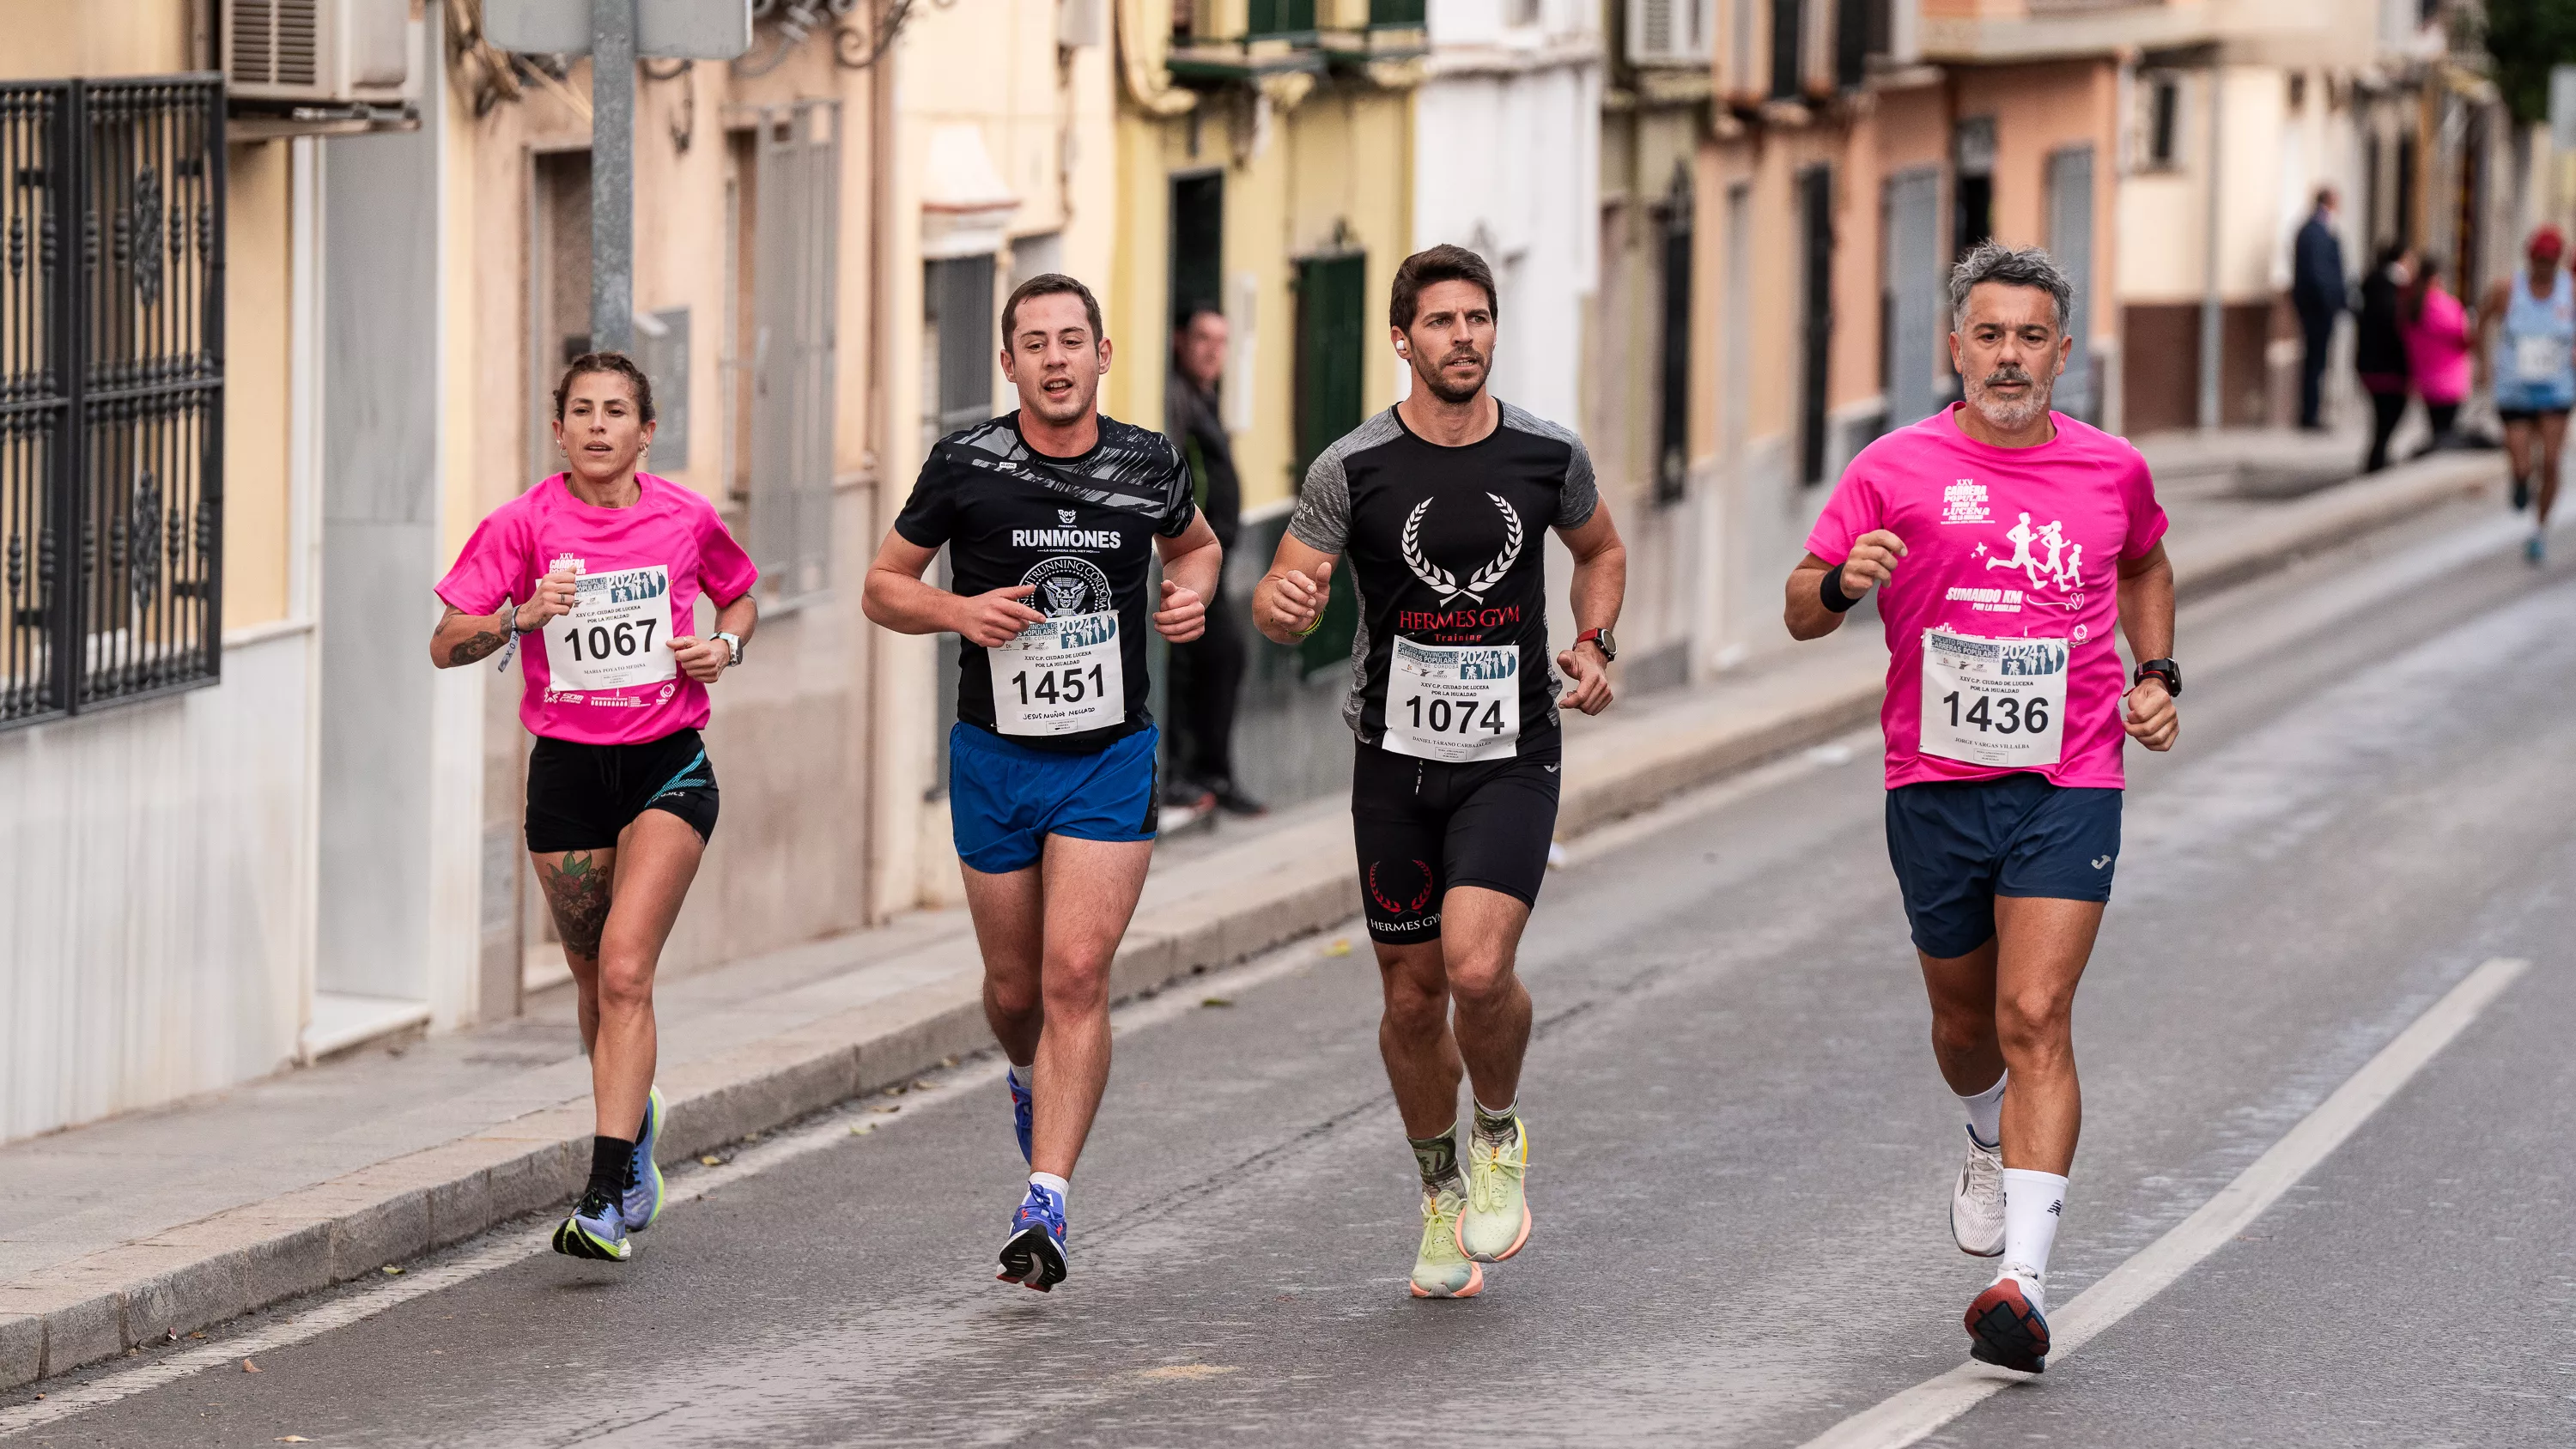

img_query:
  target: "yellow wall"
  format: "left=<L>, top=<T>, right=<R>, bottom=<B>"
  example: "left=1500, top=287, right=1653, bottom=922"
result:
left=1112, top=82, right=1416, bottom=514
left=222, top=140, right=292, bottom=629
left=0, top=0, right=189, bottom=79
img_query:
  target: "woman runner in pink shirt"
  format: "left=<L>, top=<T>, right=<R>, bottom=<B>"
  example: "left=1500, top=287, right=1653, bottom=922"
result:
left=429, top=353, right=760, bottom=1264
left=1783, top=242, right=2179, bottom=1376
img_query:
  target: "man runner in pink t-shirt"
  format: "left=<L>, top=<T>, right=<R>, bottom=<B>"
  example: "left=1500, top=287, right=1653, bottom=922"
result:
left=1784, top=242, right=2180, bottom=1374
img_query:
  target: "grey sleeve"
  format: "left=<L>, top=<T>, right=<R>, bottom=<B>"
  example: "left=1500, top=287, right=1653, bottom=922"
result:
left=1287, top=447, right=1352, bottom=555
left=1555, top=433, right=1599, bottom=530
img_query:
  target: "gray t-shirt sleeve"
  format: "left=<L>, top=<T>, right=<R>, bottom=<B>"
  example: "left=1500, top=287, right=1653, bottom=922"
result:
left=1287, top=445, right=1352, bottom=555
left=1555, top=433, right=1599, bottom=530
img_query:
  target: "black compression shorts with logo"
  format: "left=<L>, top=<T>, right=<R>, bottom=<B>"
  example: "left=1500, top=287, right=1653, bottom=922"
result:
left=525, top=727, right=720, bottom=853
left=1349, top=737, right=1561, bottom=944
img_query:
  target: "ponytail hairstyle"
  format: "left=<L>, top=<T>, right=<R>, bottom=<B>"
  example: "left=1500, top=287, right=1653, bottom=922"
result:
left=552, top=350, right=658, bottom=423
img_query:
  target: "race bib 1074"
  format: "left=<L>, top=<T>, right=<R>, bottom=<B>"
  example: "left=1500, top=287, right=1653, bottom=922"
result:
left=1918, top=627, right=2067, bottom=769
left=1384, top=635, right=1520, bottom=763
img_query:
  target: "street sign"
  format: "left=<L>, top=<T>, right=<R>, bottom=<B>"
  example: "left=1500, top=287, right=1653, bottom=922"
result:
left=483, top=0, right=754, bottom=60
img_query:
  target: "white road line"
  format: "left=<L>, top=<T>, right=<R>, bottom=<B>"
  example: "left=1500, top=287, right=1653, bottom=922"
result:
left=1800, top=955, right=2530, bottom=1449
left=0, top=937, right=1340, bottom=1437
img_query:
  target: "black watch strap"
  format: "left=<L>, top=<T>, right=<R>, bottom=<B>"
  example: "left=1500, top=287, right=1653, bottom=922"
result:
left=2134, top=658, right=2181, bottom=697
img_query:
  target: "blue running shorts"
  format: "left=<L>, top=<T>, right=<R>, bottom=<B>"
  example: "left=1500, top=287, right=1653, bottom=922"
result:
left=1883, top=773, right=2122, bottom=960
left=948, top=722, right=1159, bottom=875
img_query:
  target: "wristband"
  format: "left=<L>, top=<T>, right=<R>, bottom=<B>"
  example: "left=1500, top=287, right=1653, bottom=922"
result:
left=1820, top=564, right=1862, bottom=614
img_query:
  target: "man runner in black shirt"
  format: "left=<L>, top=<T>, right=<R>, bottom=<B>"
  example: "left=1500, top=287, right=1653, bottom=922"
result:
left=864, top=274, right=1223, bottom=1292
left=1253, top=245, right=1627, bottom=1298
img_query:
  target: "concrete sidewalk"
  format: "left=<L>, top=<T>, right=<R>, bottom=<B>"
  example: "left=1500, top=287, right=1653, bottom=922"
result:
left=0, top=446, right=2499, bottom=1391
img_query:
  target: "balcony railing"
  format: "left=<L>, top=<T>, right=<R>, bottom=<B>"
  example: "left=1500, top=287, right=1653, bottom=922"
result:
left=1247, top=0, right=1317, bottom=37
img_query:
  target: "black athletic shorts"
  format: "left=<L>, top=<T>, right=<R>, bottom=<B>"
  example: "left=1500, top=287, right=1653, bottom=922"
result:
left=2498, top=405, right=2573, bottom=424
left=1350, top=737, right=1560, bottom=944
left=525, top=727, right=720, bottom=853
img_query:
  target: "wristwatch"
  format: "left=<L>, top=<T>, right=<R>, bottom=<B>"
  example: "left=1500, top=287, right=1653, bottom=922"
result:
left=712, top=630, right=745, bottom=669
left=2133, top=658, right=2180, bottom=697
left=1576, top=627, right=1618, bottom=663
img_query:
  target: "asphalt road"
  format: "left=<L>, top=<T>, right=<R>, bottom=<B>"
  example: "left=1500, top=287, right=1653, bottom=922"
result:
left=10, top=499, right=2574, bottom=1448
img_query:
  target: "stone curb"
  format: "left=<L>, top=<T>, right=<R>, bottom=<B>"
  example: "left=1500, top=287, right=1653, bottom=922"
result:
left=0, top=452, right=2496, bottom=1391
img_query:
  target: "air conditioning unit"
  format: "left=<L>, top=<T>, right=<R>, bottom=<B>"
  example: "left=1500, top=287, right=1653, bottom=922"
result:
left=1628, top=0, right=1714, bottom=65
left=225, top=0, right=413, bottom=106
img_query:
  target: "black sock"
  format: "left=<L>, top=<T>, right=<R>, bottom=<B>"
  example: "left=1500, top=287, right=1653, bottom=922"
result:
left=1409, top=1125, right=1461, bottom=1192
left=588, top=1135, right=635, bottom=1198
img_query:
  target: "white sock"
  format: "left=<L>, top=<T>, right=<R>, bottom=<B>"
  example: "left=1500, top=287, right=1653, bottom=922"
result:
left=1008, top=1061, right=1034, bottom=1090
left=2001, top=1168, right=2067, bottom=1279
left=1956, top=1072, right=2007, bottom=1150
left=1029, top=1171, right=1069, bottom=1205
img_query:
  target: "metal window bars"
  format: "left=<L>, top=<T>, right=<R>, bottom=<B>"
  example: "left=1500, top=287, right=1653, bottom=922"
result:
left=0, top=76, right=224, bottom=731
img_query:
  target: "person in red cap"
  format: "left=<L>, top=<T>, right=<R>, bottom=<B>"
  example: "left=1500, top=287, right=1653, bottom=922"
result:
left=2480, top=225, right=2576, bottom=563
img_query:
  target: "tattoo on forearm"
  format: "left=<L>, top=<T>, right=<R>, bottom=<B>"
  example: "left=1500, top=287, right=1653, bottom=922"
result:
left=440, top=606, right=511, bottom=666
left=539, top=851, right=613, bottom=960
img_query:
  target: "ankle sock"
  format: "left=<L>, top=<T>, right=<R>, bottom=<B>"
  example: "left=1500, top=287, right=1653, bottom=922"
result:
left=1028, top=1171, right=1070, bottom=1209
left=1409, top=1125, right=1462, bottom=1192
left=587, top=1135, right=635, bottom=1198
left=2001, top=1168, right=2068, bottom=1278
left=1957, top=1072, right=2007, bottom=1150
left=1472, top=1098, right=1517, bottom=1142
left=1009, top=1061, right=1034, bottom=1092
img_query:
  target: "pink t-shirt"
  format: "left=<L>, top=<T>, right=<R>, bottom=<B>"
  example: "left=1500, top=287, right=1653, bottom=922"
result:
left=435, top=473, right=759, bottom=746
left=1806, top=405, right=2169, bottom=791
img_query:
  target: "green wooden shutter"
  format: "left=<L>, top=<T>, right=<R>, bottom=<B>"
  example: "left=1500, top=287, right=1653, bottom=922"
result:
left=1294, top=252, right=1366, bottom=676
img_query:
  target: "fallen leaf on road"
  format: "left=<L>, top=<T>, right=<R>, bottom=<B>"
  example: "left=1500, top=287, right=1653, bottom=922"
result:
left=1323, top=938, right=1352, bottom=957
left=1200, top=997, right=1233, bottom=1008
left=278, top=1438, right=311, bottom=1443
left=242, top=1358, right=261, bottom=1373
left=699, top=1154, right=724, bottom=1167
left=871, top=1105, right=900, bottom=1114
left=380, top=1265, right=404, bottom=1276
left=940, top=1055, right=959, bottom=1068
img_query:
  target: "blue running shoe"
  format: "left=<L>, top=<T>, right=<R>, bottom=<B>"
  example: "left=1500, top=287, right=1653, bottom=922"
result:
left=995, top=1180, right=1068, bottom=1292
left=551, top=1185, right=632, bottom=1263
left=2529, top=532, right=2548, bottom=566
left=1007, top=1068, right=1034, bottom=1165
left=623, top=1086, right=667, bottom=1233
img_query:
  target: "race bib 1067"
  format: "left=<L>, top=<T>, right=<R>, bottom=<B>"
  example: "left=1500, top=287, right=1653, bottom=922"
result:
left=1918, top=627, right=2067, bottom=769
left=544, top=563, right=678, bottom=694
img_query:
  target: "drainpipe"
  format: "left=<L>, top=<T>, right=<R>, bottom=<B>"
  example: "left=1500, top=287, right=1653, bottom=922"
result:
left=2198, top=61, right=2224, bottom=430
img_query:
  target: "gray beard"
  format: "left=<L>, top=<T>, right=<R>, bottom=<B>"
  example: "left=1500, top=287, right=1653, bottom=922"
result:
left=1965, top=374, right=2054, bottom=431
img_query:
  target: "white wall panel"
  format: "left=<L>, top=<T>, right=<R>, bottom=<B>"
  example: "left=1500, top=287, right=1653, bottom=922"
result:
left=0, top=633, right=314, bottom=1143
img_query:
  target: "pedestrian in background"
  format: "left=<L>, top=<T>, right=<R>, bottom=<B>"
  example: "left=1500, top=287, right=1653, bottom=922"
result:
left=2401, top=253, right=2470, bottom=453
left=1162, top=306, right=1266, bottom=818
left=2291, top=186, right=2348, bottom=432
left=2354, top=243, right=2414, bottom=474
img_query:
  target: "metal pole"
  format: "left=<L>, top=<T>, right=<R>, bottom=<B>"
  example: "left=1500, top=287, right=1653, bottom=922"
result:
left=2198, top=61, right=2225, bottom=431
left=590, top=0, right=635, bottom=355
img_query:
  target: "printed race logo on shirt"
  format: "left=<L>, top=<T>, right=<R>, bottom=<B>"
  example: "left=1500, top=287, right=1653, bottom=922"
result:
left=1021, top=555, right=1114, bottom=615
left=1941, top=479, right=1991, bottom=524
left=1965, top=512, right=2088, bottom=612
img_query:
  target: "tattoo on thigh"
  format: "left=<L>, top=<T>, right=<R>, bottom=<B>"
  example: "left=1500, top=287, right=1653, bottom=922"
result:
left=540, top=851, right=612, bottom=959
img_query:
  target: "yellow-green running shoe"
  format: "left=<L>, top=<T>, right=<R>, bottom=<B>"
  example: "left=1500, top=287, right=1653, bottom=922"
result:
left=1410, top=1185, right=1482, bottom=1299
left=1458, top=1114, right=1531, bottom=1264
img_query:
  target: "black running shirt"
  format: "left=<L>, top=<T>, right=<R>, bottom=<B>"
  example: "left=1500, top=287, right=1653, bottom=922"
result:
left=895, top=411, right=1198, bottom=754
left=1288, top=403, right=1597, bottom=757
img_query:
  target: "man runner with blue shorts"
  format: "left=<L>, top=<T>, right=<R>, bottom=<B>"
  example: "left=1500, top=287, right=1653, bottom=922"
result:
left=1786, top=242, right=2179, bottom=1373
left=2479, top=226, right=2575, bottom=563
left=864, top=273, right=1222, bottom=1291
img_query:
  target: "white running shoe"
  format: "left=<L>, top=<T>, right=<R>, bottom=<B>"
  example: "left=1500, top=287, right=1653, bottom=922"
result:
left=1950, top=1128, right=2004, bottom=1258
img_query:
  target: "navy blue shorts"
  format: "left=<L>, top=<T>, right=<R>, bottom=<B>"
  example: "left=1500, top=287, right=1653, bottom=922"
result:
left=948, top=722, right=1158, bottom=875
left=1884, top=773, right=2122, bottom=960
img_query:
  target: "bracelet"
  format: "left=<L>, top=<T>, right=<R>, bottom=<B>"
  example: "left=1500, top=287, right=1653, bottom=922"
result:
left=1820, top=564, right=1862, bottom=614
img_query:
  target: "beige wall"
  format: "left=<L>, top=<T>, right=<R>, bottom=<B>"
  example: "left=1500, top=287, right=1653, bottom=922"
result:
left=223, top=140, right=294, bottom=630
left=0, top=0, right=189, bottom=79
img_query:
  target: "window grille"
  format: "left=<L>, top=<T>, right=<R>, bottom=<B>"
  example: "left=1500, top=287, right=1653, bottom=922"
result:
left=0, top=77, right=225, bottom=731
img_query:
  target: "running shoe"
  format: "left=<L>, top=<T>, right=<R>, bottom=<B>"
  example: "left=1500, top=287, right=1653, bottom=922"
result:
left=1007, top=1069, right=1035, bottom=1166
left=995, top=1180, right=1069, bottom=1292
left=1950, top=1128, right=2005, bottom=1258
left=623, top=1086, right=667, bottom=1234
left=1964, top=1266, right=2050, bottom=1373
left=551, top=1185, right=632, bottom=1263
left=1410, top=1185, right=1483, bottom=1299
left=1458, top=1115, right=1532, bottom=1264
left=2529, top=531, right=2548, bottom=566
left=2513, top=474, right=2532, bottom=512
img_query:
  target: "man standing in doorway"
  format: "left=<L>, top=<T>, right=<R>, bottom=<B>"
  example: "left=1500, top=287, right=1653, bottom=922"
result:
left=1163, top=306, right=1264, bottom=817
left=2292, top=187, right=2348, bottom=432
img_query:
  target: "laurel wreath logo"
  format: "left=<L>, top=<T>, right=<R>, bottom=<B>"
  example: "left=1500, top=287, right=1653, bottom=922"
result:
left=1400, top=493, right=1524, bottom=603
left=1367, top=859, right=1438, bottom=915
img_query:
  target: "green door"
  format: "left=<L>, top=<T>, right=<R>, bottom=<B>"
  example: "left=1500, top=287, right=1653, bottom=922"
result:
left=1294, top=252, right=1366, bottom=676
